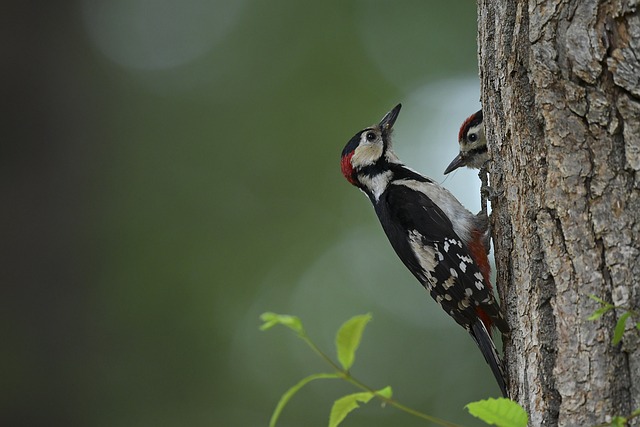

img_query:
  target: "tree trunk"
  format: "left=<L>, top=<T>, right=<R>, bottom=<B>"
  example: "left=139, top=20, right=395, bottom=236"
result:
left=478, top=1, right=640, bottom=425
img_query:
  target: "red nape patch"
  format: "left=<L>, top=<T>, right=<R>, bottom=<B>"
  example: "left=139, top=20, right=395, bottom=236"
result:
left=458, top=111, right=481, bottom=142
left=476, top=307, right=493, bottom=337
left=341, top=152, right=356, bottom=185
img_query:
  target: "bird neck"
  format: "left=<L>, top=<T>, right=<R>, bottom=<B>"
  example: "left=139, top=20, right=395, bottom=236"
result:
left=357, top=169, right=394, bottom=202
left=354, top=148, right=406, bottom=201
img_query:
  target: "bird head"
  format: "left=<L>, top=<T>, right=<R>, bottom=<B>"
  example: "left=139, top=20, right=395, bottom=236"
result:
left=341, top=104, right=401, bottom=187
left=444, top=110, right=487, bottom=174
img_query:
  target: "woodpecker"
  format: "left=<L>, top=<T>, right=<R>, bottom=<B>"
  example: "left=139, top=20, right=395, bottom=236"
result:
left=340, top=104, right=509, bottom=397
left=444, top=110, right=487, bottom=175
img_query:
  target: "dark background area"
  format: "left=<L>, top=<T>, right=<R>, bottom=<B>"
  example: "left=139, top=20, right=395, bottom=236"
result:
left=2, top=1, right=494, bottom=426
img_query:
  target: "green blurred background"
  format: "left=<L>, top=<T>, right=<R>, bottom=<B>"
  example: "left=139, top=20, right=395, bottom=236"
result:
left=3, top=1, right=496, bottom=426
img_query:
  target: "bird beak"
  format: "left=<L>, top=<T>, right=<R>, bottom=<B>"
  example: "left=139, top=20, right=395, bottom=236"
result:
left=379, top=103, right=402, bottom=133
left=444, top=154, right=465, bottom=175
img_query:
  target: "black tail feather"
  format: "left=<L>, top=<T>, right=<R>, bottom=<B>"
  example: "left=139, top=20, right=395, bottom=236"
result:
left=471, top=321, right=508, bottom=398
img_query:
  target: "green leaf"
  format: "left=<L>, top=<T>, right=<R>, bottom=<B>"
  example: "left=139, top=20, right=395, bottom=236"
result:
left=260, top=312, right=304, bottom=335
left=636, top=322, right=640, bottom=331
left=329, top=391, right=374, bottom=427
left=587, top=295, right=615, bottom=320
left=612, top=312, right=632, bottom=345
left=588, top=294, right=609, bottom=305
left=630, top=407, right=640, bottom=417
left=588, top=306, right=613, bottom=320
left=335, top=313, right=372, bottom=370
left=375, top=385, right=393, bottom=399
left=269, top=373, right=339, bottom=427
left=610, top=415, right=627, bottom=427
left=329, top=387, right=389, bottom=427
left=466, top=398, right=528, bottom=427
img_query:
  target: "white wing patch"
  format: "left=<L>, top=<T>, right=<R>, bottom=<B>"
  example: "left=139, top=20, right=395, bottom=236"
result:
left=408, top=230, right=438, bottom=275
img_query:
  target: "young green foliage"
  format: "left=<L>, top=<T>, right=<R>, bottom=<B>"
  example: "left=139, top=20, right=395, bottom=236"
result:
left=587, top=295, right=614, bottom=320
left=260, top=312, right=469, bottom=427
left=328, top=387, right=392, bottom=427
left=260, top=312, right=529, bottom=427
left=595, top=408, right=640, bottom=427
left=260, top=312, right=305, bottom=336
left=261, top=313, right=397, bottom=427
left=612, top=311, right=632, bottom=345
left=466, top=398, right=528, bottom=427
left=268, top=373, right=340, bottom=427
left=588, top=294, right=640, bottom=345
left=335, top=313, right=372, bottom=371
left=586, top=297, right=640, bottom=425
left=609, top=415, right=627, bottom=427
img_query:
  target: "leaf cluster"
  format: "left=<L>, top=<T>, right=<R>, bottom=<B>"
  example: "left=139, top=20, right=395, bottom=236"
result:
left=588, top=295, right=640, bottom=345
left=260, top=312, right=527, bottom=427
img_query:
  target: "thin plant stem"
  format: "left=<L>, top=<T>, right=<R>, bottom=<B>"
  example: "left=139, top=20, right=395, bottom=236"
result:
left=299, top=333, right=463, bottom=427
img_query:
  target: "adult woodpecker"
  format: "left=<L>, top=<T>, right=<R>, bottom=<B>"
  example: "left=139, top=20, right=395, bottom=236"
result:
left=340, top=104, right=509, bottom=397
left=444, top=110, right=486, bottom=174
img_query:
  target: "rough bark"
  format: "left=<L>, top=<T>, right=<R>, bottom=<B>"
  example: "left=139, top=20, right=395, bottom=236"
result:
left=478, top=1, right=640, bottom=425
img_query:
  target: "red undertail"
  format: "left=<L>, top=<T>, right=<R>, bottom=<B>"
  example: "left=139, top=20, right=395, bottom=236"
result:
left=468, top=229, right=493, bottom=335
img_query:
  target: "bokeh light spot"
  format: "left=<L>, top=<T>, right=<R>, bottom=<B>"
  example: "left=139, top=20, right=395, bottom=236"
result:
left=82, top=0, right=245, bottom=70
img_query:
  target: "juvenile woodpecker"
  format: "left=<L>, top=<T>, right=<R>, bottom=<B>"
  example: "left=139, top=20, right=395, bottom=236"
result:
left=340, top=104, right=509, bottom=397
left=444, top=110, right=487, bottom=174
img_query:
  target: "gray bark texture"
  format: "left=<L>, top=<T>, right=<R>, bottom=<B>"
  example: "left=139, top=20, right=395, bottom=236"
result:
left=478, top=0, right=640, bottom=425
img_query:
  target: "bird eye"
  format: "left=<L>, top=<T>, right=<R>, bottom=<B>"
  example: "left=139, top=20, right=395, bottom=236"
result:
left=468, top=133, right=478, bottom=142
left=366, top=132, right=376, bottom=141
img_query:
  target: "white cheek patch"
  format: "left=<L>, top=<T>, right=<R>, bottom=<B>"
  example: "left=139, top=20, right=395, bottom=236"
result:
left=466, top=124, right=485, bottom=148
left=352, top=143, right=383, bottom=168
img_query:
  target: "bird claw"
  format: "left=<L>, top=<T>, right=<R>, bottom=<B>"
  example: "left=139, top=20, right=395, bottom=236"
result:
left=478, top=168, right=503, bottom=215
left=481, top=183, right=503, bottom=201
